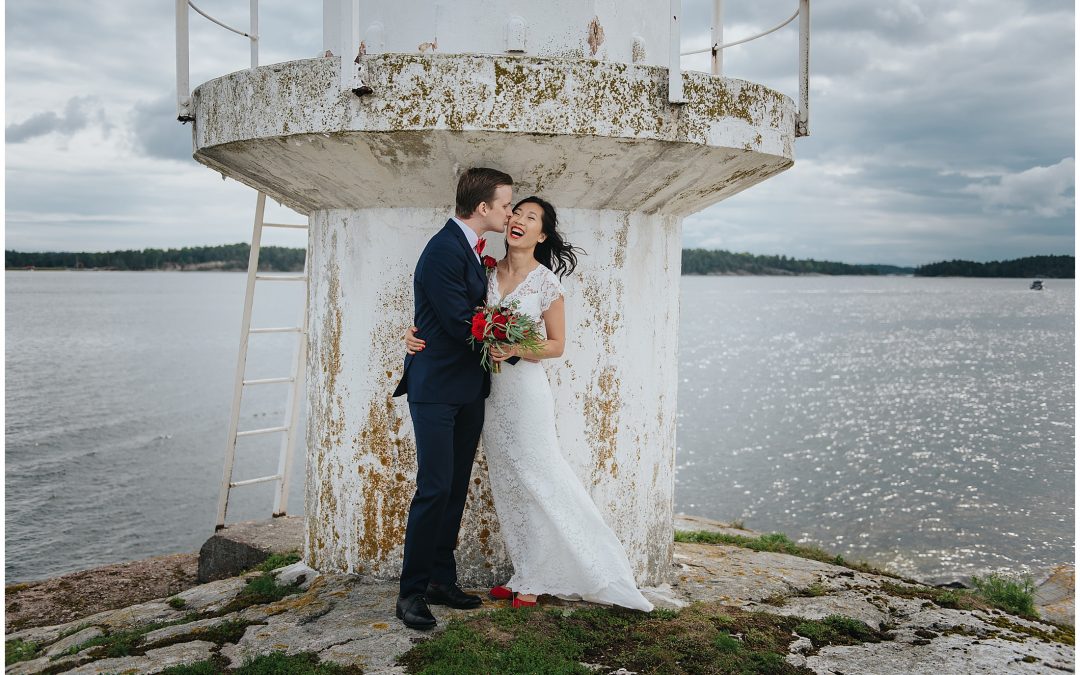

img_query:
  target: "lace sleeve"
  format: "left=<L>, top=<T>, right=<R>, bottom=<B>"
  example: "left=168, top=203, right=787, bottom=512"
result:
left=539, top=268, right=566, bottom=313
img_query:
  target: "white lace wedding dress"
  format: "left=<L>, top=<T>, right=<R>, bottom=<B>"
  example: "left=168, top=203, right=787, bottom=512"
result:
left=481, top=264, right=653, bottom=612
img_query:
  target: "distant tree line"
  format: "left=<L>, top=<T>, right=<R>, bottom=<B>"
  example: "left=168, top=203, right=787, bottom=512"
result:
left=8, top=245, right=1071, bottom=278
left=681, top=249, right=891, bottom=276
left=914, top=255, right=1074, bottom=278
left=5, top=244, right=306, bottom=272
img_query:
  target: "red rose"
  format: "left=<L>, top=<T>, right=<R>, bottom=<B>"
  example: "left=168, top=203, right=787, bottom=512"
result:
left=491, top=312, right=508, bottom=340
left=482, top=255, right=498, bottom=269
left=471, top=312, right=488, bottom=341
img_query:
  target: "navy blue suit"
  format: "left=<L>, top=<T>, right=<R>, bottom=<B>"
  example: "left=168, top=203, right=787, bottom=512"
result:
left=393, top=220, right=490, bottom=597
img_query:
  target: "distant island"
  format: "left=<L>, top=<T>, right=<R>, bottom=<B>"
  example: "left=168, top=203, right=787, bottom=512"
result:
left=5, top=244, right=304, bottom=272
left=913, top=255, right=1073, bottom=278
left=681, top=249, right=914, bottom=276
left=5, top=245, right=1073, bottom=278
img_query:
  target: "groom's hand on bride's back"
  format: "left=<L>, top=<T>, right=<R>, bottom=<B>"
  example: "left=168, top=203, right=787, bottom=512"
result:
left=403, top=326, right=426, bottom=354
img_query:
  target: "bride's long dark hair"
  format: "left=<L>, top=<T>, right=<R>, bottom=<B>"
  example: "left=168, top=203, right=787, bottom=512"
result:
left=514, top=196, right=585, bottom=279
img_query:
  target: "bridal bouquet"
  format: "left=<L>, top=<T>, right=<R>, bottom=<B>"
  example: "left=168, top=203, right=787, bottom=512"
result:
left=468, top=300, right=544, bottom=373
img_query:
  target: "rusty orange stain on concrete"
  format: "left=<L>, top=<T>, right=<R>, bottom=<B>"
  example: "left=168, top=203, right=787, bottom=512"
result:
left=586, top=17, right=605, bottom=57
left=584, top=365, right=620, bottom=484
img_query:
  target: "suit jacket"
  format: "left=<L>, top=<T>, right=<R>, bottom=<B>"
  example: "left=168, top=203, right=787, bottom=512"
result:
left=393, top=220, right=491, bottom=403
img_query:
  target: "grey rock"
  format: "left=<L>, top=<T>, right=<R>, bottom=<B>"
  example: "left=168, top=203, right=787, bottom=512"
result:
left=8, top=515, right=1073, bottom=674
left=61, top=640, right=216, bottom=674
left=1034, top=564, right=1074, bottom=626
left=197, top=516, right=304, bottom=582
left=788, top=633, right=813, bottom=655
left=43, top=625, right=104, bottom=657
left=169, top=575, right=249, bottom=613
left=273, top=561, right=320, bottom=589
left=97, top=601, right=179, bottom=631
left=221, top=574, right=435, bottom=672
left=802, top=635, right=1073, bottom=675
left=139, top=615, right=247, bottom=648
left=755, top=590, right=890, bottom=630
left=5, top=653, right=89, bottom=674
left=6, top=611, right=112, bottom=647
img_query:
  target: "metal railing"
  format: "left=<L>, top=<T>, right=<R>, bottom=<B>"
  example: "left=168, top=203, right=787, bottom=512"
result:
left=176, top=0, right=260, bottom=121
left=670, top=0, right=810, bottom=136
left=176, top=2, right=807, bottom=128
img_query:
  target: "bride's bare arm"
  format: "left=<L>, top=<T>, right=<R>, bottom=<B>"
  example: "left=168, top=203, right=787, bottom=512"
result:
left=492, top=296, right=566, bottom=362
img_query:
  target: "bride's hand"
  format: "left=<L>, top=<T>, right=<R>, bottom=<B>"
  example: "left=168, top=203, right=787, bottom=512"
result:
left=490, top=344, right=518, bottom=362
left=403, top=326, right=425, bottom=354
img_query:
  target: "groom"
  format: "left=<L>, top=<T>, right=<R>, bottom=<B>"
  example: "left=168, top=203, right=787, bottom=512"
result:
left=391, top=167, right=514, bottom=630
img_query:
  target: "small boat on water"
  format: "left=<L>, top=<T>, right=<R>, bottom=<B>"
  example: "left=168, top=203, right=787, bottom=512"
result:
left=1030, top=280, right=1044, bottom=290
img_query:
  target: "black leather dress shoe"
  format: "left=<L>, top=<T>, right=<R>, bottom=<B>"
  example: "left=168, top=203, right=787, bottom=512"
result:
left=396, top=593, right=437, bottom=630
left=425, top=582, right=483, bottom=609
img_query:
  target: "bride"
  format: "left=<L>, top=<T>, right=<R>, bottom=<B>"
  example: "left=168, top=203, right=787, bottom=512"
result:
left=406, top=196, right=653, bottom=612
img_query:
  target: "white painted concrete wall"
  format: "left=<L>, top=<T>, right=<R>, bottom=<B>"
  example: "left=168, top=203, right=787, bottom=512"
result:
left=305, top=207, right=680, bottom=586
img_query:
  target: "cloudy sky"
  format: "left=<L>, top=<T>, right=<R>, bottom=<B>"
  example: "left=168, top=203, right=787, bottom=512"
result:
left=5, top=1, right=1075, bottom=266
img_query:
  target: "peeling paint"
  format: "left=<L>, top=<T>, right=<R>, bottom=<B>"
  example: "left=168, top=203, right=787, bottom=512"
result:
left=191, top=55, right=796, bottom=218
left=584, top=366, right=621, bottom=484
left=586, top=17, right=605, bottom=57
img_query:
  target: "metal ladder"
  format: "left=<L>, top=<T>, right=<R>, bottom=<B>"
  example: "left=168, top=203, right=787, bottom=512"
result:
left=215, top=192, right=309, bottom=530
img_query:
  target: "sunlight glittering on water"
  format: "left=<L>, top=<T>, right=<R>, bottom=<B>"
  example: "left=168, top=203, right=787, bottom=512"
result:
left=675, top=276, right=1074, bottom=584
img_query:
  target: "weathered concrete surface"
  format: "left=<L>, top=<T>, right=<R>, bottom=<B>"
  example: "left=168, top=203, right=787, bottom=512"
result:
left=191, top=54, right=794, bottom=217
left=6, top=519, right=1072, bottom=674
left=197, top=516, right=304, bottom=582
left=305, top=208, right=679, bottom=586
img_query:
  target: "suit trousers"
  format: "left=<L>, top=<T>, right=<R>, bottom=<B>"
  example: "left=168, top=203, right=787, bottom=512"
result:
left=399, top=396, right=485, bottom=597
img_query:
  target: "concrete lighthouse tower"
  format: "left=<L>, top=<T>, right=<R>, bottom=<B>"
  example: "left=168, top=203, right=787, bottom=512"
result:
left=188, top=1, right=799, bottom=587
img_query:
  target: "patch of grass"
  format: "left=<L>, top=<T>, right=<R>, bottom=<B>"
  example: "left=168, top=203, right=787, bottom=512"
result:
left=55, top=615, right=201, bottom=660
left=986, top=615, right=1074, bottom=646
left=167, top=596, right=187, bottom=609
left=878, top=581, right=989, bottom=612
left=730, top=520, right=746, bottom=530
left=799, top=582, right=829, bottom=598
left=241, top=572, right=302, bottom=604
left=254, top=551, right=302, bottom=573
left=674, top=530, right=895, bottom=578
left=234, top=651, right=362, bottom=674
left=401, top=601, right=884, bottom=674
left=161, top=651, right=361, bottom=675
left=761, top=592, right=788, bottom=607
left=210, top=571, right=305, bottom=617
left=6, top=638, right=39, bottom=664
left=61, top=627, right=144, bottom=659
left=159, top=658, right=229, bottom=675
left=55, top=622, right=95, bottom=640
left=970, top=573, right=1036, bottom=618
left=794, top=615, right=884, bottom=650
left=199, top=618, right=256, bottom=645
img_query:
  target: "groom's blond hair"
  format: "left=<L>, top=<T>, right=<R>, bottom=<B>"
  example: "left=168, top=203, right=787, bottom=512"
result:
left=456, top=167, right=513, bottom=218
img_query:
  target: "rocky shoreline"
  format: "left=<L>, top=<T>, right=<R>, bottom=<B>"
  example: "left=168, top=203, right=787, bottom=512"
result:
left=5, top=516, right=1073, bottom=674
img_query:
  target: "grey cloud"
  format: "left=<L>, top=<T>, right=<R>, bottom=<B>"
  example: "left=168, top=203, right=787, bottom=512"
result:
left=963, top=158, right=1075, bottom=217
left=6, top=96, right=102, bottom=143
left=131, top=94, right=195, bottom=162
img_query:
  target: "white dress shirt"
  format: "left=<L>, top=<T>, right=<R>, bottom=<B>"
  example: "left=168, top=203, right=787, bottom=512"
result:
left=451, top=216, right=482, bottom=263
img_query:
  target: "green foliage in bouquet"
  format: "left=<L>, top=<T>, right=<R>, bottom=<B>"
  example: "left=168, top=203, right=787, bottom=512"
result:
left=468, top=300, right=545, bottom=373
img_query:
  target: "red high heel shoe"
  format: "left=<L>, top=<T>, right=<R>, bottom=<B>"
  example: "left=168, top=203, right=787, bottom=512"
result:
left=489, top=585, right=513, bottom=600
left=511, top=594, right=537, bottom=608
